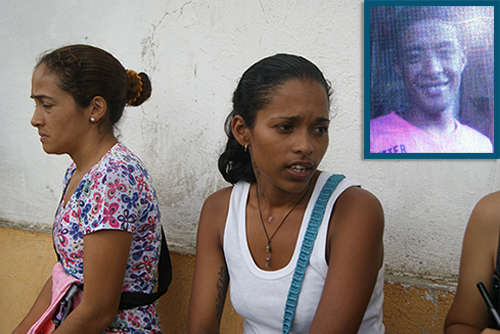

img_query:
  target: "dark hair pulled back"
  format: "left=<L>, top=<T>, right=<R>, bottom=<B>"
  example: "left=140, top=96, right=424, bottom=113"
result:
left=36, top=44, right=152, bottom=132
left=218, top=53, right=332, bottom=184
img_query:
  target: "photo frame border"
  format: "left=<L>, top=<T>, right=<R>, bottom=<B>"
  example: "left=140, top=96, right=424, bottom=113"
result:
left=364, top=0, right=499, bottom=159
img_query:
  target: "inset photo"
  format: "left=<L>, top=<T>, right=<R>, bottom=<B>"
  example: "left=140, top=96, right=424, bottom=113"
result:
left=364, top=2, right=498, bottom=158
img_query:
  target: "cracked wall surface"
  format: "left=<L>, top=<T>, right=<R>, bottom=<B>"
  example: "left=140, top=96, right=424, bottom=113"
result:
left=0, top=0, right=499, bottom=279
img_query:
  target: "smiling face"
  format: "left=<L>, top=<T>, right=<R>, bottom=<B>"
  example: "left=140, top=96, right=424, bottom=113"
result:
left=30, top=64, right=91, bottom=156
left=242, top=79, right=330, bottom=194
left=397, top=20, right=466, bottom=116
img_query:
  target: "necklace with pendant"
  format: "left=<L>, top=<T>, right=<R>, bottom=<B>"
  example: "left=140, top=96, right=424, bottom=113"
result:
left=256, top=183, right=311, bottom=268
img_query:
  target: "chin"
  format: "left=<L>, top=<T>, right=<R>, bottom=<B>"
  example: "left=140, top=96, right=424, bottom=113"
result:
left=423, top=106, right=448, bottom=115
left=42, top=149, right=59, bottom=155
left=413, top=96, right=453, bottom=115
left=41, top=145, right=63, bottom=155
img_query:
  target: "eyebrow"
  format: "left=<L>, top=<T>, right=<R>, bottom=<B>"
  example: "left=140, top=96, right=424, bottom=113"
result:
left=434, top=42, right=457, bottom=49
left=316, top=117, right=330, bottom=123
left=30, top=94, right=55, bottom=100
left=404, top=41, right=456, bottom=52
left=271, top=116, right=330, bottom=123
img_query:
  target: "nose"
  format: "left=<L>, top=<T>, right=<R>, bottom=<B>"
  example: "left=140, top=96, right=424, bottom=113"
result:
left=292, top=129, right=314, bottom=155
left=30, top=105, right=43, bottom=128
left=422, top=53, right=443, bottom=75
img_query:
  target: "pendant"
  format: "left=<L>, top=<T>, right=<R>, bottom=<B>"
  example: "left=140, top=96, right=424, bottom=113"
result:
left=265, top=244, right=271, bottom=267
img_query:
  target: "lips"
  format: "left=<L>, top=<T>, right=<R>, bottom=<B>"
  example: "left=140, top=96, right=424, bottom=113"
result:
left=290, top=165, right=306, bottom=173
left=287, top=161, right=314, bottom=178
left=38, top=132, right=48, bottom=141
left=418, top=80, right=449, bottom=95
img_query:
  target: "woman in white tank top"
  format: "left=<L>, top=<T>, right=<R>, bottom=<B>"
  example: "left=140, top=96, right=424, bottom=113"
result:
left=186, top=54, right=385, bottom=334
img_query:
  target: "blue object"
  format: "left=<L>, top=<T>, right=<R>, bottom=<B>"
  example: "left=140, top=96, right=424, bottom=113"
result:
left=282, top=174, right=346, bottom=334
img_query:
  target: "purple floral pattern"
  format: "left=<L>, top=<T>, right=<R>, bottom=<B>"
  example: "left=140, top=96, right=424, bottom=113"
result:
left=53, top=142, right=162, bottom=333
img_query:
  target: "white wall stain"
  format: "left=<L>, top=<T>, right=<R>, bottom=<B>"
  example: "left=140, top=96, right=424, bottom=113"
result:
left=1, top=0, right=500, bottom=279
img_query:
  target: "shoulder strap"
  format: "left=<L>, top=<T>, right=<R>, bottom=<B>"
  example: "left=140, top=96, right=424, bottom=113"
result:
left=56, top=227, right=172, bottom=310
left=119, top=226, right=173, bottom=309
left=54, top=226, right=172, bottom=310
left=282, top=174, right=346, bottom=334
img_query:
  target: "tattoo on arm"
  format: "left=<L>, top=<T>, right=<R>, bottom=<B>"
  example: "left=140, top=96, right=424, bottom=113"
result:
left=215, top=265, right=229, bottom=323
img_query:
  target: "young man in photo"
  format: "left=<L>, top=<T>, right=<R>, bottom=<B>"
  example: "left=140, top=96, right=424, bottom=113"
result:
left=370, top=8, right=493, bottom=153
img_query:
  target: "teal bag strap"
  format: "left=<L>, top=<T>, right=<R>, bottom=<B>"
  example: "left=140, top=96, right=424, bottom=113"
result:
left=282, top=174, right=346, bottom=334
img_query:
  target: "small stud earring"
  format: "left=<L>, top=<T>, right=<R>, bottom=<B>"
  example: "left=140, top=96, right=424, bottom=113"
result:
left=244, top=143, right=249, bottom=152
left=90, top=117, right=95, bottom=122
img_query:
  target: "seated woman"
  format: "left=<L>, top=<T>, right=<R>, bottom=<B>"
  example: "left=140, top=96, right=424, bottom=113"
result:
left=186, top=54, right=385, bottom=333
left=445, top=191, right=500, bottom=334
left=12, top=44, right=170, bottom=334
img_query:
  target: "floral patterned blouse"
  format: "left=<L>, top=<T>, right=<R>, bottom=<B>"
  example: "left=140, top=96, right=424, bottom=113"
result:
left=53, top=142, right=162, bottom=333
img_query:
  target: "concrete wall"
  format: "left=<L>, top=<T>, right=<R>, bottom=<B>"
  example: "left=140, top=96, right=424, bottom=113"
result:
left=1, top=0, right=499, bottom=315
left=0, top=226, right=455, bottom=334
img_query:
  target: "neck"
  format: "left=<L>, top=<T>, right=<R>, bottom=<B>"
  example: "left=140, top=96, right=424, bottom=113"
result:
left=403, top=105, right=456, bottom=136
left=254, top=172, right=318, bottom=214
left=70, top=132, right=117, bottom=173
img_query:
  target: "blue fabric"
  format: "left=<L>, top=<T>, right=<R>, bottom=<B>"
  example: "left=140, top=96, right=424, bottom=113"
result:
left=282, top=174, right=346, bottom=334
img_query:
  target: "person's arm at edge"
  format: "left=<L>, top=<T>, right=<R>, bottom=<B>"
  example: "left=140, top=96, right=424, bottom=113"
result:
left=187, top=187, right=232, bottom=334
left=11, top=276, right=53, bottom=334
left=309, top=187, right=384, bottom=334
left=53, top=229, right=133, bottom=334
left=445, top=192, right=500, bottom=334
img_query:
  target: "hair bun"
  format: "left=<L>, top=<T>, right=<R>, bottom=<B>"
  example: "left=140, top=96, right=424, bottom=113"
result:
left=126, top=70, right=152, bottom=106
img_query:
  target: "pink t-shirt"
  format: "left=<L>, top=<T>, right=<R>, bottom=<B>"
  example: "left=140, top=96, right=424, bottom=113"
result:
left=370, top=112, right=493, bottom=153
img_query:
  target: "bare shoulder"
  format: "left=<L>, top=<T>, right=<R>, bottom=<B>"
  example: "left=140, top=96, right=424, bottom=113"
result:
left=473, top=191, right=500, bottom=218
left=197, top=186, right=234, bottom=243
left=333, top=186, right=384, bottom=230
left=327, top=186, right=384, bottom=265
left=200, top=186, right=233, bottom=219
left=467, top=191, right=500, bottom=235
left=337, top=186, right=382, bottom=208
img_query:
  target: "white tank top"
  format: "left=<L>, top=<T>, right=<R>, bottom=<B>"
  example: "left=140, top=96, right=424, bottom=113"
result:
left=223, top=171, right=385, bottom=334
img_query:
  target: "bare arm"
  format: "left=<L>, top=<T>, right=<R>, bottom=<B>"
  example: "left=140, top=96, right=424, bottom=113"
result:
left=11, top=276, right=53, bottom=334
left=53, top=229, right=132, bottom=334
left=309, top=187, right=384, bottom=334
left=187, top=188, right=232, bottom=334
left=445, top=192, right=500, bottom=334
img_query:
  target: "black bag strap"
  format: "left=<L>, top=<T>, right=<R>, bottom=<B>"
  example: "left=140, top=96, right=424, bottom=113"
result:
left=119, top=226, right=172, bottom=309
left=54, top=174, right=172, bottom=310
left=53, top=226, right=172, bottom=310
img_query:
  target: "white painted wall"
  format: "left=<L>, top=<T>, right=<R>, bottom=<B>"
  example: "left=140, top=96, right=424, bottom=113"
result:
left=1, top=0, right=498, bottom=278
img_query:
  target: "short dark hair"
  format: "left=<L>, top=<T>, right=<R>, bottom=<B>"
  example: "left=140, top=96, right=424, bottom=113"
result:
left=36, top=44, right=152, bottom=133
left=393, top=6, right=461, bottom=60
left=218, top=53, right=332, bottom=184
